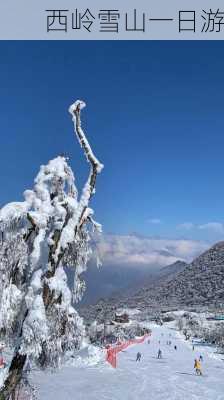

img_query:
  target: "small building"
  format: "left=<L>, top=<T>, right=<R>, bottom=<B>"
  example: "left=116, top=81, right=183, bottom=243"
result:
left=114, top=312, right=129, bottom=323
left=207, top=315, right=224, bottom=321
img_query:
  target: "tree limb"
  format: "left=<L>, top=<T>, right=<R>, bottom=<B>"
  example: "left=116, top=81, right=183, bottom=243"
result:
left=69, top=100, right=103, bottom=227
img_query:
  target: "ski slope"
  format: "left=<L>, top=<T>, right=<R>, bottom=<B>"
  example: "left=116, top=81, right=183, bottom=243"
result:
left=33, top=325, right=224, bottom=400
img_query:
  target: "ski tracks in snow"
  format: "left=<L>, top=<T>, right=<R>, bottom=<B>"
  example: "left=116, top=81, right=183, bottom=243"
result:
left=33, top=325, right=224, bottom=400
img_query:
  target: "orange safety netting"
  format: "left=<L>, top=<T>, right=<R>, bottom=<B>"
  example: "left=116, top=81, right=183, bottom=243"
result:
left=106, top=333, right=151, bottom=368
left=0, top=356, right=4, bottom=368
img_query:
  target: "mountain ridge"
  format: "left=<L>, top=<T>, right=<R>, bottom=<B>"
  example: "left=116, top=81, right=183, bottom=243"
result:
left=80, top=241, right=224, bottom=321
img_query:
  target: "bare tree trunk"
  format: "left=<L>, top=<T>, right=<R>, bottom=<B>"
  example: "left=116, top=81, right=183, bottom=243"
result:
left=0, top=353, right=26, bottom=400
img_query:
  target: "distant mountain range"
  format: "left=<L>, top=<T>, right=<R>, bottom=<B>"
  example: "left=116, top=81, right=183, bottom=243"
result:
left=78, top=263, right=158, bottom=305
left=157, top=260, right=188, bottom=280
left=80, top=241, right=224, bottom=321
left=140, top=240, right=224, bottom=308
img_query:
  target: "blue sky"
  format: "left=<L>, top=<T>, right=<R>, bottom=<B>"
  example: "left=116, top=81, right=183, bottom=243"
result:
left=0, top=41, right=224, bottom=244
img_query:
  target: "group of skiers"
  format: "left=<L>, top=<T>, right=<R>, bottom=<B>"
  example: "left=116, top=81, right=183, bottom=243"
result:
left=135, top=335, right=204, bottom=376
left=1, top=332, right=205, bottom=377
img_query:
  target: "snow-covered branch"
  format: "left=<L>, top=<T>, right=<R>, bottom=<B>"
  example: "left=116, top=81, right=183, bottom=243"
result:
left=69, top=100, right=103, bottom=225
left=68, top=100, right=103, bottom=176
left=54, top=100, right=103, bottom=263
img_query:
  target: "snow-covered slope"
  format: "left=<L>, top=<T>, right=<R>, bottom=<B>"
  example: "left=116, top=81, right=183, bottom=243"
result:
left=32, top=324, right=224, bottom=400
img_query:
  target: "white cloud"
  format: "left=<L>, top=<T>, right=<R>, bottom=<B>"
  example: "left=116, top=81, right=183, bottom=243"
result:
left=148, top=218, right=162, bottom=224
left=177, top=222, right=195, bottom=230
left=177, top=221, right=224, bottom=234
left=198, top=222, right=224, bottom=234
left=96, top=234, right=208, bottom=269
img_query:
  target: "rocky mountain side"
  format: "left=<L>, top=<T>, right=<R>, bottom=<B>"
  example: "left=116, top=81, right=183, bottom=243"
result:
left=157, top=260, right=188, bottom=280
left=80, top=241, right=224, bottom=322
left=127, top=241, right=224, bottom=309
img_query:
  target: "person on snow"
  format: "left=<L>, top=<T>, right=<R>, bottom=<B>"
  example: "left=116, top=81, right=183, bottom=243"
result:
left=174, top=345, right=177, bottom=350
left=194, top=359, right=202, bottom=375
left=157, top=349, right=162, bottom=359
left=192, top=345, right=195, bottom=351
left=199, top=355, right=203, bottom=362
left=136, top=352, right=142, bottom=362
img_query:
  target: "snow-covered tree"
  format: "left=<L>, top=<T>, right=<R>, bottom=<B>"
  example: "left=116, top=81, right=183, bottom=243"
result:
left=176, top=317, right=184, bottom=332
left=0, top=100, right=103, bottom=399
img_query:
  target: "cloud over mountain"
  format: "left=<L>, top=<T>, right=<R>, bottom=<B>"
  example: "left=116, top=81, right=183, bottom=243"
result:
left=81, top=234, right=209, bottom=304
left=97, top=234, right=208, bottom=269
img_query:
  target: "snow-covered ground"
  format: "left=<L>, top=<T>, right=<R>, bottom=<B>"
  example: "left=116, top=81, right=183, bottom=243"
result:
left=32, top=324, right=224, bottom=400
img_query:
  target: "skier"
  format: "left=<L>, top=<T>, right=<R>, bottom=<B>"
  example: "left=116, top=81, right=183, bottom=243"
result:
left=192, top=345, right=195, bottom=351
left=194, top=359, right=202, bottom=375
left=199, top=355, right=203, bottom=362
left=157, top=349, right=162, bottom=359
left=174, top=345, right=177, bottom=350
left=136, top=352, right=142, bottom=362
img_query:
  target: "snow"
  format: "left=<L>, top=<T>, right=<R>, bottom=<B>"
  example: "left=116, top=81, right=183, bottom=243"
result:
left=68, top=344, right=105, bottom=368
left=116, top=308, right=141, bottom=316
left=0, top=201, right=29, bottom=227
left=0, top=284, right=22, bottom=332
left=30, top=228, right=46, bottom=271
left=69, top=100, right=86, bottom=113
left=48, top=267, right=72, bottom=310
left=20, top=295, right=48, bottom=357
left=32, top=324, right=224, bottom=400
left=31, top=270, right=42, bottom=292
left=0, top=368, right=8, bottom=391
